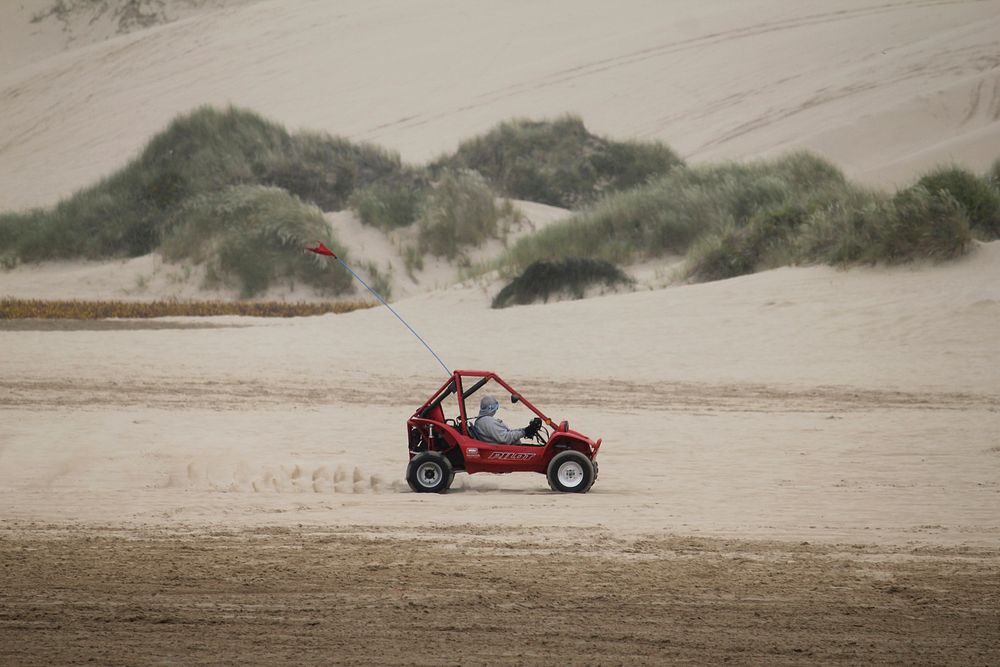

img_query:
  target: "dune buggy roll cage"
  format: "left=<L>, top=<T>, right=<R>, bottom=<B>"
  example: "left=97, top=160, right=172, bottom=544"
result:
left=416, top=369, right=557, bottom=435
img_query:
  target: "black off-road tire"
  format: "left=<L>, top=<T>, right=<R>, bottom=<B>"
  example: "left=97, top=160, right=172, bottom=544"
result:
left=406, top=452, right=454, bottom=493
left=546, top=450, right=595, bottom=493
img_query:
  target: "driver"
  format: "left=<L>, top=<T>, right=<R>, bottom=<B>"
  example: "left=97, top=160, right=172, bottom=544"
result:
left=473, top=395, right=541, bottom=445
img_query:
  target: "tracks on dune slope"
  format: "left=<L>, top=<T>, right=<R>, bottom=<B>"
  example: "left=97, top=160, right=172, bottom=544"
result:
left=361, top=0, right=989, bottom=138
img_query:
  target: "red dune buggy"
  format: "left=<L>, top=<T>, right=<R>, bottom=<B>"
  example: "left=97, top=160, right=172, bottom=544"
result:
left=405, top=370, right=602, bottom=493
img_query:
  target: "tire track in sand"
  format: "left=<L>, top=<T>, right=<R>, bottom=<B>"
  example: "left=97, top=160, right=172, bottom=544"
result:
left=2, top=375, right=996, bottom=413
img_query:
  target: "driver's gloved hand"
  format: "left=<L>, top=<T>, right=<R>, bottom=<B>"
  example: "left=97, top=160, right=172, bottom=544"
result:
left=523, top=418, right=542, bottom=438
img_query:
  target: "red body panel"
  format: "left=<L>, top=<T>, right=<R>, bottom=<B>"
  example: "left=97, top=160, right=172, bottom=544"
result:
left=407, top=370, right=600, bottom=477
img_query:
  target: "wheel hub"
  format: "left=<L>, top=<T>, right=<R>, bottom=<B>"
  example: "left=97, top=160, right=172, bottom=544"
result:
left=416, top=462, right=442, bottom=487
left=557, top=460, right=584, bottom=488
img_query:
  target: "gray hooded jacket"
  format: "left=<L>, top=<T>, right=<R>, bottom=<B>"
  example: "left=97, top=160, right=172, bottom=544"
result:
left=473, top=395, right=525, bottom=444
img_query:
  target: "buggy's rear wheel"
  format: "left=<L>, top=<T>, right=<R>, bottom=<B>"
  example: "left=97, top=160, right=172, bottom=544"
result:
left=406, top=452, right=454, bottom=493
left=546, top=450, right=595, bottom=493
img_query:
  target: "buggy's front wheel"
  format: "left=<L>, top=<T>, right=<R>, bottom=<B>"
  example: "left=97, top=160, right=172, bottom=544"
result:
left=546, top=450, right=595, bottom=493
left=406, top=452, right=454, bottom=493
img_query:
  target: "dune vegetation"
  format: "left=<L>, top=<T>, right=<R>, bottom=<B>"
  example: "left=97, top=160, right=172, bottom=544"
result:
left=914, top=166, right=1000, bottom=240
left=434, top=115, right=684, bottom=209
left=1, top=105, right=998, bottom=302
left=158, top=185, right=356, bottom=298
left=0, top=298, right=375, bottom=319
left=494, top=152, right=998, bottom=288
left=0, top=106, right=412, bottom=296
left=491, top=258, right=633, bottom=309
left=353, top=115, right=685, bottom=270
left=0, top=106, right=411, bottom=260
left=0, top=108, right=677, bottom=296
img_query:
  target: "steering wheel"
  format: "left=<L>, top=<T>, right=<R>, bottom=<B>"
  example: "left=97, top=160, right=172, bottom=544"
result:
left=531, top=421, right=549, bottom=445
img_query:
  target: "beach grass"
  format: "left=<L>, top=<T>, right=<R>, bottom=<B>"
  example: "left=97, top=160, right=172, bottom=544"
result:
left=0, top=106, right=411, bottom=295
left=158, top=184, right=352, bottom=298
left=416, top=169, right=516, bottom=259
left=435, top=115, right=684, bottom=209
left=495, top=151, right=848, bottom=276
left=913, top=165, right=1000, bottom=240
left=1, top=105, right=996, bottom=299
left=493, top=151, right=986, bottom=291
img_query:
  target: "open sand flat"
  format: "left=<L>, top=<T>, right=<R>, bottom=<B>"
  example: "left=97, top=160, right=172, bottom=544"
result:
left=3, top=243, right=1000, bottom=543
left=3, top=244, right=1000, bottom=663
left=3, top=0, right=1000, bottom=211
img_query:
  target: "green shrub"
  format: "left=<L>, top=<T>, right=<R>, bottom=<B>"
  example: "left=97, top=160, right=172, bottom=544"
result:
left=988, top=157, right=1000, bottom=191
left=686, top=205, right=809, bottom=281
left=915, top=166, right=1000, bottom=239
left=0, top=106, right=414, bottom=263
left=498, top=174, right=719, bottom=272
left=491, top=257, right=633, bottom=308
left=665, top=152, right=846, bottom=218
left=138, top=107, right=408, bottom=212
left=0, top=171, right=165, bottom=260
left=764, top=150, right=848, bottom=191
left=797, top=189, right=891, bottom=264
left=2, top=105, right=985, bottom=297
left=160, top=185, right=353, bottom=297
left=798, top=187, right=970, bottom=265
left=437, top=116, right=683, bottom=208
left=0, top=209, right=47, bottom=266
left=257, top=130, right=411, bottom=211
left=417, top=170, right=506, bottom=259
left=497, top=153, right=847, bottom=275
left=887, top=187, right=973, bottom=260
left=350, top=181, right=425, bottom=230
left=497, top=150, right=978, bottom=284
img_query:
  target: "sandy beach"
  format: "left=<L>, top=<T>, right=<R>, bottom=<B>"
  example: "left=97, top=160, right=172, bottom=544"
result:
left=2, top=1, right=999, bottom=664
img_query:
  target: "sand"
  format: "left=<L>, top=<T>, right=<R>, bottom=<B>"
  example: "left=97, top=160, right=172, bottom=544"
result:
left=3, top=246, right=1000, bottom=661
left=3, top=0, right=1000, bottom=212
left=3, top=528, right=998, bottom=665
left=3, top=240, right=999, bottom=543
left=3, top=2, right=1000, bottom=663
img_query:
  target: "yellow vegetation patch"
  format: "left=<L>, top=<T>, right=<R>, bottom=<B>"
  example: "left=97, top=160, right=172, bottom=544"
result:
left=0, top=298, right=375, bottom=319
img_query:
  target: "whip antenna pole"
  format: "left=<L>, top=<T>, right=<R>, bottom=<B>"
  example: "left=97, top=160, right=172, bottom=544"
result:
left=307, top=242, right=451, bottom=376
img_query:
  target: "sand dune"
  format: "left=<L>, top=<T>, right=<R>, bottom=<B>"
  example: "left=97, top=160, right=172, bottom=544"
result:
left=2, top=0, right=999, bottom=212
left=4, top=4, right=1000, bottom=661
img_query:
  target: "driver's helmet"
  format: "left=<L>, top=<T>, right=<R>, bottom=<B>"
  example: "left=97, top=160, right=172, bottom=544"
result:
left=478, top=395, right=499, bottom=417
